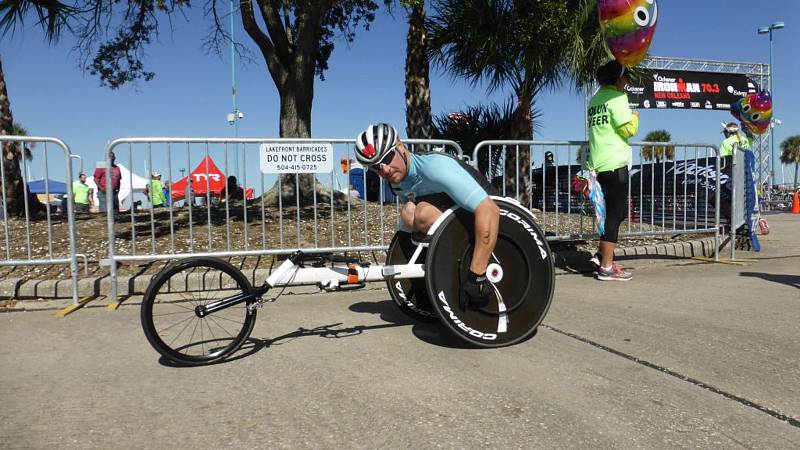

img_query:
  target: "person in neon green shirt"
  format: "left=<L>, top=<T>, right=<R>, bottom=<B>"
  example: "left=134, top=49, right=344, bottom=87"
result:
left=719, top=122, right=754, bottom=157
left=145, top=172, right=167, bottom=208
left=587, top=60, right=639, bottom=282
left=72, top=173, right=93, bottom=213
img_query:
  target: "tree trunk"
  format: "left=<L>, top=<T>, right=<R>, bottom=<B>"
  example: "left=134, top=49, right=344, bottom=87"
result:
left=238, top=0, right=346, bottom=208
left=0, top=58, right=26, bottom=216
left=504, top=88, right=533, bottom=204
left=261, top=80, right=343, bottom=207
left=404, top=3, right=432, bottom=139
left=278, top=80, right=313, bottom=139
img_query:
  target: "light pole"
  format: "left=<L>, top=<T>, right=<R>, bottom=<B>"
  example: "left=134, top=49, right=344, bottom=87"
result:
left=227, top=0, right=242, bottom=181
left=758, top=21, right=784, bottom=188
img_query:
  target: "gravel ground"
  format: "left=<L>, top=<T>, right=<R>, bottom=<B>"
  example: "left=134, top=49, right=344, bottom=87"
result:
left=0, top=201, right=713, bottom=283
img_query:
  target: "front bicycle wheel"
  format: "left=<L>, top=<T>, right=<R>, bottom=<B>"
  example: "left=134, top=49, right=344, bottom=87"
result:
left=141, top=257, right=256, bottom=366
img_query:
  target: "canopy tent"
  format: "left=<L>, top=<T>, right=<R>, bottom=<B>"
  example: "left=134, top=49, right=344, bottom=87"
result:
left=170, top=156, right=227, bottom=201
left=170, top=156, right=255, bottom=201
left=85, top=163, right=149, bottom=207
left=28, top=179, right=67, bottom=195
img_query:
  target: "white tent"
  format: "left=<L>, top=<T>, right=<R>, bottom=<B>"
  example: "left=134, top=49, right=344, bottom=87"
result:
left=86, top=163, right=148, bottom=208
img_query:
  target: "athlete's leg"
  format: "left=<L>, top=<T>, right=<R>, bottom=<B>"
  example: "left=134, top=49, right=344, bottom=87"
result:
left=400, top=199, right=446, bottom=234
left=412, top=201, right=444, bottom=233
left=400, top=201, right=416, bottom=231
left=408, top=193, right=453, bottom=233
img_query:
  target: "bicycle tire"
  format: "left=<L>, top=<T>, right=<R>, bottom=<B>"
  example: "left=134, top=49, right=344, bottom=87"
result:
left=385, top=231, right=438, bottom=322
left=141, top=257, right=256, bottom=366
left=426, top=197, right=555, bottom=348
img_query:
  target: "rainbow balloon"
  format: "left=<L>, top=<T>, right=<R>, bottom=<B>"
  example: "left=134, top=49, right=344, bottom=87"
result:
left=731, top=90, right=772, bottom=135
left=598, top=0, right=659, bottom=66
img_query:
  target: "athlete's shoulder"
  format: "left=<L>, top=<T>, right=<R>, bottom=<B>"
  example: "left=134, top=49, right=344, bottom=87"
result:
left=414, top=151, right=462, bottom=167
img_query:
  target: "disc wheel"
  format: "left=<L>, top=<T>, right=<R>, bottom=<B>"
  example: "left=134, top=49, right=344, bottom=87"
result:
left=385, top=231, right=437, bottom=322
left=425, top=198, right=555, bottom=347
left=140, top=257, right=256, bottom=365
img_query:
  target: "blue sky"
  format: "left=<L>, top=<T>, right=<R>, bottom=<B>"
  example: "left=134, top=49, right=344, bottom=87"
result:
left=2, top=0, right=799, bottom=188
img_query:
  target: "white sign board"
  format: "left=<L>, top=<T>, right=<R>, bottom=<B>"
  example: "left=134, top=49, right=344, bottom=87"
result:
left=259, top=143, right=333, bottom=174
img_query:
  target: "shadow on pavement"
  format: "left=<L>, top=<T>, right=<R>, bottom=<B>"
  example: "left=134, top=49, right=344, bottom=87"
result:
left=739, top=272, right=800, bottom=289
left=349, top=300, right=416, bottom=325
left=157, top=299, right=520, bottom=367
left=350, top=300, right=476, bottom=349
left=158, top=337, right=268, bottom=368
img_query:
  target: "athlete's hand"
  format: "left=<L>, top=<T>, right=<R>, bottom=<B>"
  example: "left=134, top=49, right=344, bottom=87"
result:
left=462, top=270, right=493, bottom=308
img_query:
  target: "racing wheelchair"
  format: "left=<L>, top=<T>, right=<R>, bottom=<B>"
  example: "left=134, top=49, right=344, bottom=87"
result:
left=140, top=197, right=555, bottom=365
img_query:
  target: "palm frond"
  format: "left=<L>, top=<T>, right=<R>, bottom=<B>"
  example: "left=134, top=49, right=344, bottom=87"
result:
left=642, top=129, right=674, bottom=161
left=779, top=135, right=800, bottom=164
left=432, top=100, right=542, bottom=176
left=9, top=122, right=34, bottom=160
left=0, top=0, right=74, bottom=42
left=427, top=0, right=517, bottom=92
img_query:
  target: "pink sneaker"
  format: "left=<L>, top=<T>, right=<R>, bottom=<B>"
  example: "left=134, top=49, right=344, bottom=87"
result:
left=594, top=262, right=632, bottom=281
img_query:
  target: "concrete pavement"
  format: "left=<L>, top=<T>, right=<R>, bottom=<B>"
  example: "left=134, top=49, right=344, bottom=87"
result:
left=1, top=213, right=798, bottom=449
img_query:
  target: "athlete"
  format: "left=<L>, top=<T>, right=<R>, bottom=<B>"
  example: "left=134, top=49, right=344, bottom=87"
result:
left=354, top=123, right=500, bottom=308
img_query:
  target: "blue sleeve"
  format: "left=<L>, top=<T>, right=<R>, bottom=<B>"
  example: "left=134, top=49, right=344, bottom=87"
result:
left=427, top=155, right=488, bottom=212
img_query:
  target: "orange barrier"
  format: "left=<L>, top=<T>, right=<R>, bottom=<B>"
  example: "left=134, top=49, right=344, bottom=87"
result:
left=792, top=191, right=800, bottom=214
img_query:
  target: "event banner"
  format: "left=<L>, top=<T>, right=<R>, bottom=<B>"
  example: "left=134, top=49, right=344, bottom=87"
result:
left=624, top=69, right=752, bottom=111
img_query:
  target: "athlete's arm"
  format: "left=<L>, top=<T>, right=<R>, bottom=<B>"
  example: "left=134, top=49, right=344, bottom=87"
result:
left=422, top=154, right=499, bottom=274
left=470, top=197, right=500, bottom=275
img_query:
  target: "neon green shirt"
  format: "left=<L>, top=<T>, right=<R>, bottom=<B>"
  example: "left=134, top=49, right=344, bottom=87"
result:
left=148, top=179, right=166, bottom=206
left=587, top=86, right=637, bottom=172
left=719, top=133, right=754, bottom=157
left=72, top=181, right=90, bottom=205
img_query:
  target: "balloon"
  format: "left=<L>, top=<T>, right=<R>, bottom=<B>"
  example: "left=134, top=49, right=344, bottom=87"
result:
left=731, top=90, right=772, bottom=135
left=598, top=0, right=659, bottom=66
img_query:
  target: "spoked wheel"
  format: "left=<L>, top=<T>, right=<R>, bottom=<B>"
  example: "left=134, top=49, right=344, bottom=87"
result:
left=386, top=231, right=437, bottom=322
left=426, top=197, right=555, bottom=347
left=141, top=257, right=257, bottom=365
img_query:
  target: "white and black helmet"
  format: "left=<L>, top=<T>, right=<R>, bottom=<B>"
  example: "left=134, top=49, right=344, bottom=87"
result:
left=355, top=123, right=398, bottom=166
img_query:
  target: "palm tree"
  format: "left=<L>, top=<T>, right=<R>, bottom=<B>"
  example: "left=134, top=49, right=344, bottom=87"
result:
left=427, top=0, right=605, bottom=202
left=779, top=135, right=800, bottom=189
left=0, top=0, right=72, bottom=214
left=402, top=0, right=433, bottom=139
left=431, top=101, right=541, bottom=178
left=641, top=130, right=675, bottom=162
left=11, top=122, right=35, bottom=161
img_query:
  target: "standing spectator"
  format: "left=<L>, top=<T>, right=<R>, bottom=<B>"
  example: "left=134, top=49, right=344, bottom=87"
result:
left=543, top=151, right=555, bottom=167
left=719, top=122, right=753, bottom=157
left=144, top=172, right=167, bottom=208
left=718, top=122, right=755, bottom=227
left=93, top=152, right=121, bottom=213
left=72, top=173, right=93, bottom=213
left=162, top=181, right=171, bottom=207
left=586, top=60, right=639, bottom=281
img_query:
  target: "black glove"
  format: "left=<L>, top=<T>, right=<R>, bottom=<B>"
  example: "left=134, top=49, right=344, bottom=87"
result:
left=462, top=270, right=493, bottom=309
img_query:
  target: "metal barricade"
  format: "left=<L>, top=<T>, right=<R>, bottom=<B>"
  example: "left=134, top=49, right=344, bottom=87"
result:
left=472, top=140, right=721, bottom=256
left=0, top=136, right=80, bottom=303
left=102, top=137, right=462, bottom=300
left=765, top=183, right=797, bottom=210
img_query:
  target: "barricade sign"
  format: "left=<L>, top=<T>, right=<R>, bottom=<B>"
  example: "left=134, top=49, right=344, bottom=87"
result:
left=260, top=143, right=333, bottom=174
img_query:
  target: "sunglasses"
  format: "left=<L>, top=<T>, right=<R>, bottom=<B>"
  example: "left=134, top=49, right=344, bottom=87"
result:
left=367, top=148, right=397, bottom=173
